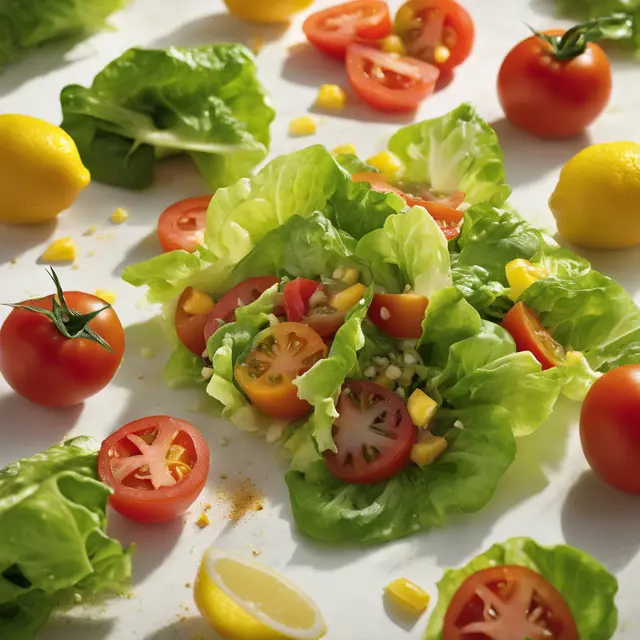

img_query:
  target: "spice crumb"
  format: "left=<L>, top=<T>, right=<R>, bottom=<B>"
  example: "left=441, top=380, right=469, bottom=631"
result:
left=136, top=373, right=145, bottom=380
left=185, top=582, right=192, bottom=589
left=219, top=474, right=228, bottom=480
left=195, top=512, right=210, bottom=528
left=216, top=477, right=264, bottom=522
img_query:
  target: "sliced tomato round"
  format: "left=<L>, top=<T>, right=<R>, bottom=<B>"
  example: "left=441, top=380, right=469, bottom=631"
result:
left=501, top=301, right=564, bottom=370
left=368, top=292, right=429, bottom=339
left=324, top=380, right=416, bottom=484
left=235, top=322, right=328, bottom=421
left=175, top=286, right=212, bottom=356
left=346, top=43, right=439, bottom=113
left=203, top=276, right=281, bottom=344
left=98, top=416, right=211, bottom=524
left=158, top=195, right=211, bottom=253
left=303, top=0, right=392, bottom=59
left=443, top=565, right=578, bottom=640
left=395, top=0, right=475, bottom=73
left=284, top=278, right=325, bottom=323
left=303, top=305, right=346, bottom=339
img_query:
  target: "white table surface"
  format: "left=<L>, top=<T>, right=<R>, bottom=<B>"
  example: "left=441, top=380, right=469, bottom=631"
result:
left=1, top=1, right=640, bottom=638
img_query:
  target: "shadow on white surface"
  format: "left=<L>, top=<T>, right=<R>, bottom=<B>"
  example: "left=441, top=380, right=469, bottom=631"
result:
left=561, top=472, right=640, bottom=572
left=143, top=616, right=219, bottom=640
left=0, top=220, right=57, bottom=266
left=382, top=595, right=421, bottom=633
left=112, top=230, right=162, bottom=279
left=40, top=615, right=115, bottom=640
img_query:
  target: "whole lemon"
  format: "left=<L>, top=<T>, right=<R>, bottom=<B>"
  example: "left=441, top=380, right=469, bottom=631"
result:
left=549, top=141, right=640, bottom=249
left=223, top=0, right=314, bottom=23
left=0, top=114, right=90, bottom=225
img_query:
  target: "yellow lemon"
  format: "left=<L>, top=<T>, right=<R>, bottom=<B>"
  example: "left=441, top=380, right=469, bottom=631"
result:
left=0, top=114, right=90, bottom=225
left=223, top=0, right=314, bottom=23
left=549, top=141, right=640, bottom=249
left=194, top=546, right=326, bottom=640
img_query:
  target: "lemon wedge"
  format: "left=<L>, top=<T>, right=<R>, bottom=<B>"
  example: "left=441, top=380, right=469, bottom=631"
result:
left=194, top=547, right=327, bottom=640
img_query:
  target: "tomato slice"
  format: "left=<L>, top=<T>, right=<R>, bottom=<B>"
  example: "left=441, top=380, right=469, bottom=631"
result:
left=175, top=286, right=211, bottom=356
left=346, top=43, right=439, bottom=113
left=437, top=219, right=461, bottom=241
left=157, top=195, right=211, bottom=253
left=501, top=302, right=564, bottom=371
left=98, top=416, right=211, bottom=524
left=203, top=276, right=281, bottom=344
left=324, top=380, right=416, bottom=483
left=284, top=278, right=325, bottom=322
left=368, top=292, right=429, bottom=339
left=303, top=0, right=392, bottom=59
left=395, top=0, right=475, bottom=73
left=235, top=322, right=328, bottom=420
left=443, top=565, right=579, bottom=640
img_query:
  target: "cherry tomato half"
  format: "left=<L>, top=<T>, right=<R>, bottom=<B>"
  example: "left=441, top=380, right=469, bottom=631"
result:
left=175, top=287, right=211, bottom=357
left=346, top=43, right=439, bottom=113
left=324, top=380, right=416, bottom=483
left=501, top=302, right=564, bottom=370
left=303, top=0, right=392, bottom=59
left=498, top=30, right=611, bottom=138
left=98, top=416, right=211, bottom=524
left=443, top=564, right=578, bottom=640
left=0, top=288, right=124, bottom=407
left=235, top=322, right=328, bottom=420
left=284, top=278, right=325, bottom=322
left=580, top=364, right=640, bottom=495
left=368, top=293, right=429, bottom=339
left=203, top=276, right=281, bottom=344
left=395, top=0, right=475, bottom=73
left=158, top=195, right=211, bottom=253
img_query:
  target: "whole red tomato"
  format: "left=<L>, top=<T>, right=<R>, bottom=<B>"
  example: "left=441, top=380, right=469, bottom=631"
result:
left=0, top=270, right=125, bottom=407
left=497, top=28, right=611, bottom=138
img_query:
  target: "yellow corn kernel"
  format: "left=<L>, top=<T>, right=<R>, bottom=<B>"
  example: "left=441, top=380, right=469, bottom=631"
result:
left=289, top=116, right=317, bottom=137
left=195, top=512, right=210, bottom=529
left=411, top=433, right=448, bottom=468
left=505, top=259, right=548, bottom=302
left=373, top=373, right=394, bottom=389
left=41, top=237, right=77, bottom=263
left=332, top=143, right=357, bottom=156
left=316, top=84, right=347, bottom=110
left=381, top=35, right=407, bottom=55
left=385, top=578, right=430, bottom=615
left=110, top=208, right=129, bottom=224
left=434, top=45, right=451, bottom=64
left=94, top=289, right=117, bottom=305
left=182, top=289, right=215, bottom=315
left=366, top=151, right=401, bottom=178
left=330, top=283, right=367, bottom=313
left=407, top=389, right=438, bottom=429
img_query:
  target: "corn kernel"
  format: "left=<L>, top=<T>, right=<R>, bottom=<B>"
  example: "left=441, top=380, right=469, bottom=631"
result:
left=94, top=289, right=117, bottom=305
left=407, top=389, right=438, bottom=428
left=195, top=512, right=210, bottom=529
left=341, top=267, right=360, bottom=285
left=289, top=116, right=317, bottom=137
left=41, top=237, right=77, bottom=263
left=373, top=373, right=394, bottom=389
left=381, top=35, right=407, bottom=55
left=110, top=208, right=129, bottom=224
left=366, top=151, right=401, bottom=177
left=332, top=144, right=357, bottom=156
left=505, top=259, right=548, bottom=302
left=182, top=289, right=215, bottom=315
left=84, top=225, right=98, bottom=236
left=434, top=45, right=451, bottom=64
left=385, top=578, right=430, bottom=615
left=330, top=283, right=367, bottom=313
left=316, top=84, right=347, bottom=110
left=411, top=433, right=448, bottom=468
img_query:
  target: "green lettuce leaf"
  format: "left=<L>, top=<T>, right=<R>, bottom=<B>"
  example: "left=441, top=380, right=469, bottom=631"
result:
left=388, top=103, right=511, bottom=207
left=425, top=537, right=618, bottom=639
left=61, top=44, right=274, bottom=189
left=0, top=437, right=131, bottom=640
left=0, top=0, right=129, bottom=71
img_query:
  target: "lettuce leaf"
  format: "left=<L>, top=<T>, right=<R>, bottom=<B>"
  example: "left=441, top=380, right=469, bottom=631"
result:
left=425, top=537, right=618, bottom=639
left=0, top=438, right=131, bottom=639
left=61, top=44, right=274, bottom=189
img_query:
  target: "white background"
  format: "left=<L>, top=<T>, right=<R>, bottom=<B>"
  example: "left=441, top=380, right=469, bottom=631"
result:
left=1, top=0, right=640, bottom=638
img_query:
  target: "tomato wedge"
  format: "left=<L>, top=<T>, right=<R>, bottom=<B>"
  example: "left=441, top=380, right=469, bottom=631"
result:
left=284, top=278, right=325, bottom=322
left=436, top=219, right=460, bottom=241
left=175, top=286, right=212, bottom=356
left=303, top=0, right=392, bottom=59
left=346, top=43, right=439, bottom=113
left=98, top=416, right=211, bottom=524
left=235, top=322, right=328, bottom=420
left=158, top=195, right=211, bottom=253
left=324, top=380, right=416, bottom=483
left=368, top=292, right=429, bottom=339
left=395, top=0, right=475, bottom=73
left=443, top=565, right=578, bottom=640
left=502, top=302, right=564, bottom=371
left=203, top=276, right=281, bottom=344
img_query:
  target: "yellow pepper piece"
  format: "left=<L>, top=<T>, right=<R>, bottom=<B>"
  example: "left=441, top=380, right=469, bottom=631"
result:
left=407, top=389, right=438, bottom=428
left=94, top=289, right=117, bottom=305
left=366, top=151, right=401, bottom=178
left=316, top=84, right=347, bottom=110
left=505, top=259, right=548, bottom=302
left=330, top=283, right=366, bottom=313
left=332, top=143, right=357, bottom=156
left=183, top=289, right=215, bottom=315
left=381, top=35, right=407, bottom=55
left=110, top=207, right=129, bottom=224
left=41, top=237, right=77, bottom=263
left=289, top=116, right=317, bottom=137
left=195, top=512, right=210, bottom=529
left=411, top=433, right=448, bottom=468
left=384, top=578, right=430, bottom=615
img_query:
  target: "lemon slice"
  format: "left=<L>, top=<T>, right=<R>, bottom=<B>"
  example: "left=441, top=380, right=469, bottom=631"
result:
left=194, top=546, right=327, bottom=640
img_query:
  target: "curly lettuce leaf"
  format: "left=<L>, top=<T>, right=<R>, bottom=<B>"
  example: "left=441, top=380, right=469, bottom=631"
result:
left=61, top=44, right=274, bottom=189
left=425, top=537, right=618, bottom=640
left=0, top=438, right=131, bottom=640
